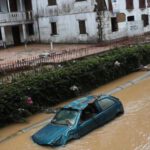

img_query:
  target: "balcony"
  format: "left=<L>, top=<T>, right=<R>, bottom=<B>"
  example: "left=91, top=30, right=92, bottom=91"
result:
left=0, top=11, right=33, bottom=24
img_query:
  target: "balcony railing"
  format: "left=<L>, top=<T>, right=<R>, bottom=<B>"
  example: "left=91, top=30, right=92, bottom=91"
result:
left=0, top=11, right=33, bottom=23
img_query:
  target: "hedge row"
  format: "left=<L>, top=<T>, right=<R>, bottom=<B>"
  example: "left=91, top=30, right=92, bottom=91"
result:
left=0, top=44, right=150, bottom=127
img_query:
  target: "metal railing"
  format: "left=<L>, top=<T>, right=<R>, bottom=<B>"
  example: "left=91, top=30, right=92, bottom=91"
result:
left=1, top=34, right=150, bottom=75
left=1, top=34, right=150, bottom=84
left=0, top=48, right=89, bottom=74
left=0, top=11, right=33, bottom=23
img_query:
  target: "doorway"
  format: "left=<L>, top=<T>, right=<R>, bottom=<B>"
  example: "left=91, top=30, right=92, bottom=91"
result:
left=24, top=0, right=32, bottom=11
left=12, top=26, right=21, bottom=45
left=9, top=0, right=18, bottom=12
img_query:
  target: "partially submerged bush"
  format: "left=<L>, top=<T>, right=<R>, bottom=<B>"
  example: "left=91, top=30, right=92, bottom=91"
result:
left=0, top=44, right=150, bottom=127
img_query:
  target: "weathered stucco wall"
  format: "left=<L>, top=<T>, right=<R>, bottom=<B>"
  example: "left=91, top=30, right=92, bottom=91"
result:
left=1, top=0, right=150, bottom=45
left=34, top=0, right=95, bottom=16
left=103, top=0, right=150, bottom=40
left=0, top=0, right=36, bottom=47
left=32, top=0, right=98, bottom=43
left=38, top=12, right=98, bottom=43
left=32, top=0, right=150, bottom=43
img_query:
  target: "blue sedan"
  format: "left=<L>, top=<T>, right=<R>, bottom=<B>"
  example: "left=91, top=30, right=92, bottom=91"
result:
left=32, top=95, right=124, bottom=146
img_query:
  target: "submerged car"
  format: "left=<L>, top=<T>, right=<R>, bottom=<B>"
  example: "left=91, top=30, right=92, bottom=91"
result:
left=32, top=95, right=124, bottom=146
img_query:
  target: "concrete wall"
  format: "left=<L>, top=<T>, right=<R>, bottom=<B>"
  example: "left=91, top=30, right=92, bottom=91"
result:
left=32, top=0, right=98, bottom=43
left=0, top=0, right=37, bottom=47
left=1, top=0, right=150, bottom=45
left=33, top=0, right=95, bottom=16
left=38, top=13, right=98, bottom=43
left=32, top=0, right=150, bottom=43
left=103, top=0, right=150, bottom=40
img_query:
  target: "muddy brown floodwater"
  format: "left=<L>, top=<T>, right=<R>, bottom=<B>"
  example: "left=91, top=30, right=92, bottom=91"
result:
left=0, top=71, right=150, bottom=150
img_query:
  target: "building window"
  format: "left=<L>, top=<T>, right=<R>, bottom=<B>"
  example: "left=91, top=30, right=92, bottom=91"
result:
left=127, top=16, right=135, bottom=21
left=126, top=0, right=134, bottom=9
left=111, top=17, right=118, bottom=32
left=148, top=0, right=150, bottom=7
left=48, top=0, right=56, bottom=6
left=24, top=0, right=32, bottom=11
left=142, top=14, right=149, bottom=27
left=0, top=29, right=2, bottom=40
left=79, top=20, right=86, bottom=34
left=139, top=0, right=146, bottom=8
left=108, top=0, right=113, bottom=11
left=51, top=22, right=57, bottom=35
left=28, top=24, right=34, bottom=36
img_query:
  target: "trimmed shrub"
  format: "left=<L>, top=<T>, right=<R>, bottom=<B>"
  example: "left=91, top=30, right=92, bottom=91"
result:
left=0, top=44, right=150, bottom=127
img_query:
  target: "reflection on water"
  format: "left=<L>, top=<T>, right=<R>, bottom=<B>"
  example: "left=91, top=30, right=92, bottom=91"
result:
left=0, top=71, right=150, bottom=150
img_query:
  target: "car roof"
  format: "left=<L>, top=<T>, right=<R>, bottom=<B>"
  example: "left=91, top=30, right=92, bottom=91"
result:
left=63, top=95, right=116, bottom=111
left=64, top=95, right=97, bottom=111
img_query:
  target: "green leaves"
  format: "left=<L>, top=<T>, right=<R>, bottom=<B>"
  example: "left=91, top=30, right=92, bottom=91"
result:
left=0, top=44, right=150, bottom=127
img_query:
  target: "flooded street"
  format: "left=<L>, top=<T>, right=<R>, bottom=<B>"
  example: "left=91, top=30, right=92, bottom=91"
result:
left=1, top=71, right=150, bottom=150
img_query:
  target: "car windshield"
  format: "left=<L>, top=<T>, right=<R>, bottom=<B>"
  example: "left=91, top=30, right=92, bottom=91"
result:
left=51, top=109, right=79, bottom=126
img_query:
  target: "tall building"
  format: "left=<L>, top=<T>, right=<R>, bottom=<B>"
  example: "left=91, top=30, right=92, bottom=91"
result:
left=33, top=0, right=150, bottom=44
left=32, top=0, right=99, bottom=43
left=0, top=0, right=36, bottom=47
left=1, top=0, right=150, bottom=47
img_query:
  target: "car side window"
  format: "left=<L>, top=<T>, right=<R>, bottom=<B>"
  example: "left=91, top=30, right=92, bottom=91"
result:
left=98, top=99, right=115, bottom=111
left=80, top=104, right=99, bottom=123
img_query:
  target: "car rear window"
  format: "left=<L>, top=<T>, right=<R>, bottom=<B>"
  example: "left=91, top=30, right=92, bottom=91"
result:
left=98, top=99, right=115, bottom=110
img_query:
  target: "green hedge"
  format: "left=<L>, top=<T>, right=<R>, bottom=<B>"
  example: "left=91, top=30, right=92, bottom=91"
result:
left=0, top=44, right=150, bottom=127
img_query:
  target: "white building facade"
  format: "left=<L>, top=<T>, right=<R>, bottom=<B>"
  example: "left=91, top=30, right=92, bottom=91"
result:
left=0, top=0, right=37, bottom=47
left=103, top=0, right=150, bottom=40
left=32, top=0, right=150, bottom=43
left=32, top=0, right=98, bottom=43
left=1, top=0, right=150, bottom=46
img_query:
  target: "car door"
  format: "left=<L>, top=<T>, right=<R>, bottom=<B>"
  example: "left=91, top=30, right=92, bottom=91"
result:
left=77, top=105, right=98, bottom=137
left=94, top=98, right=117, bottom=126
left=78, top=117, right=97, bottom=137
